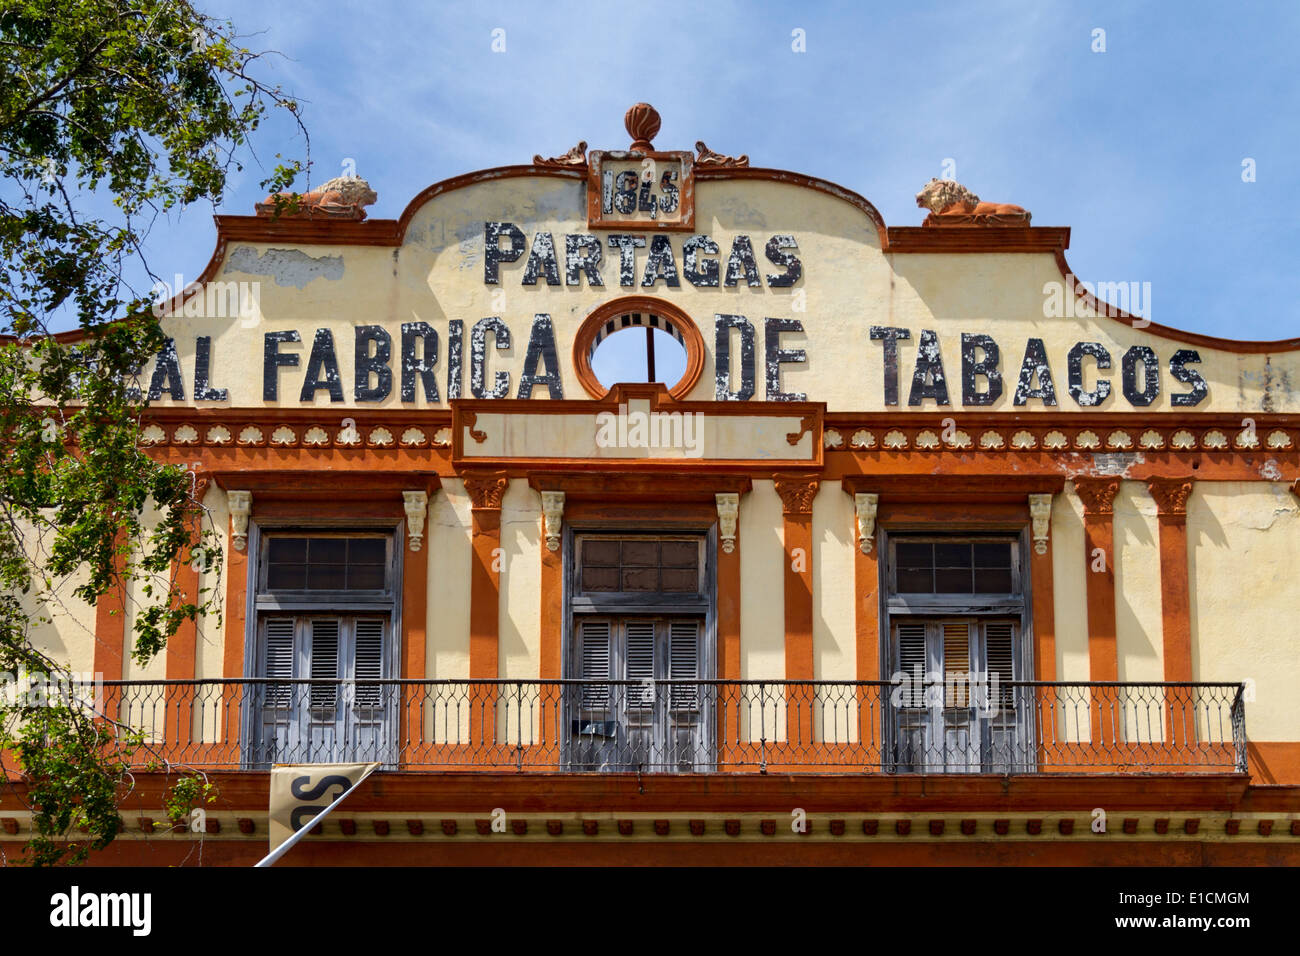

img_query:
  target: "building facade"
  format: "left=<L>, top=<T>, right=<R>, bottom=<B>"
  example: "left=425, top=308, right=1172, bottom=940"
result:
left=6, top=104, right=1300, bottom=864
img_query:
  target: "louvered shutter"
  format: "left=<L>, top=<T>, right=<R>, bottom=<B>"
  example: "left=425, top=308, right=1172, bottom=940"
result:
left=942, top=622, right=971, bottom=707
left=896, top=622, right=927, bottom=695
left=668, top=619, right=700, bottom=710
left=983, top=620, right=1017, bottom=712
left=577, top=619, right=612, bottom=710
left=263, top=618, right=296, bottom=707
left=353, top=619, right=385, bottom=708
left=309, top=619, right=340, bottom=709
left=624, top=620, right=657, bottom=715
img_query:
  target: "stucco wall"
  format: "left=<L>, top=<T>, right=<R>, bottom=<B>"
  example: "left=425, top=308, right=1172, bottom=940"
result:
left=740, top=480, right=785, bottom=681
left=1188, top=481, right=1300, bottom=740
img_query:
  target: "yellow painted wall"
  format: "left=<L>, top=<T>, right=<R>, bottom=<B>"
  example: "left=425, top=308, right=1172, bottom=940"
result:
left=12, top=514, right=98, bottom=674
left=194, top=484, right=229, bottom=681
left=427, top=477, right=471, bottom=680
left=498, top=479, right=541, bottom=680
left=739, top=480, right=784, bottom=681
left=1113, top=481, right=1164, bottom=684
left=812, top=481, right=854, bottom=682
left=1188, top=481, right=1300, bottom=740
left=1051, top=483, right=1090, bottom=684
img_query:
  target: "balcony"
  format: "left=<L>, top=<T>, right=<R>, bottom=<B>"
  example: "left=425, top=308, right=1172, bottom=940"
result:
left=90, top=679, right=1247, bottom=774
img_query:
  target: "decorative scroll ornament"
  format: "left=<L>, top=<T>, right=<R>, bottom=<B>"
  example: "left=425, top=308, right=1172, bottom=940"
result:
left=533, top=141, right=588, bottom=168
left=463, top=471, right=508, bottom=512
left=1147, top=477, right=1194, bottom=518
left=228, top=491, right=252, bottom=552
left=854, top=493, right=879, bottom=554
left=716, top=493, right=740, bottom=554
left=773, top=475, right=819, bottom=516
left=1028, top=493, right=1053, bottom=555
left=403, top=491, right=429, bottom=552
left=541, top=491, right=565, bottom=552
left=695, top=140, right=749, bottom=168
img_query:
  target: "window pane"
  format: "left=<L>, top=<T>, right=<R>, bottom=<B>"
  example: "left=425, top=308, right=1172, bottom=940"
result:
left=934, top=542, right=972, bottom=570
left=267, top=537, right=307, bottom=563
left=660, top=568, right=698, bottom=591
left=306, top=563, right=347, bottom=590
left=621, top=540, right=659, bottom=567
left=660, top=541, right=698, bottom=568
left=266, top=563, right=306, bottom=590
left=896, top=568, right=933, bottom=593
left=621, top=567, right=659, bottom=591
left=347, top=564, right=386, bottom=590
left=582, top=539, right=620, bottom=566
left=349, top=538, right=386, bottom=565
left=309, top=538, right=347, bottom=564
left=896, top=542, right=933, bottom=569
left=973, top=567, right=1014, bottom=593
left=581, top=567, right=619, bottom=591
left=973, top=541, right=1011, bottom=568
left=935, top=567, right=973, bottom=593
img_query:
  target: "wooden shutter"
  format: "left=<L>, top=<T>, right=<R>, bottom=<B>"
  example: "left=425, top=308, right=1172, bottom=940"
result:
left=896, top=622, right=927, bottom=689
left=263, top=618, right=296, bottom=707
left=577, top=619, right=612, bottom=709
left=309, top=619, right=340, bottom=709
left=624, top=619, right=657, bottom=714
left=668, top=619, right=700, bottom=710
left=983, top=620, right=1017, bottom=711
left=353, top=619, right=385, bottom=708
left=942, top=622, right=971, bottom=707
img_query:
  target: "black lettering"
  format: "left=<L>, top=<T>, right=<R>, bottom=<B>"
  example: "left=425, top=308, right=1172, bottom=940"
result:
left=908, top=329, right=950, bottom=406
left=1121, top=345, right=1160, bottom=406
left=193, top=336, right=227, bottom=401
left=522, top=231, right=561, bottom=286
left=715, top=314, right=756, bottom=401
left=354, top=325, right=392, bottom=402
left=1067, top=342, right=1112, bottom=407
left=147, top=337, right=185, bottom=401
left=263, top=330, right=301, bottom=401
left=483, top=221, right=526, bottom=284
left=870, top=327, right=911, bottom=406
left=517, top=314, right=563, bottom=399
left=724, top=235, right=762, bottom=287
left=564, top=235, right=604, bottom=287
left=764, top=235, right=802, bottom=287
left=765, top=317, right=806, bottom=401
left=1169, top=349, right=1208, bottom=407
left=300, top=329, right=344, bottom=403
left=1013, top=338, right=1058, bottom=406
left=470, top=317, right=511, bottom=399
left=960, top=333, right=1002, bottom=406
left=401, top=322, right=439, bottom=403
left=641, top=234, right=680, bottom=287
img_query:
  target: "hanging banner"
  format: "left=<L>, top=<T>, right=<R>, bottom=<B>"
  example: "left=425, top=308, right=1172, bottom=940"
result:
left=265, top=762, right=380, bottom=861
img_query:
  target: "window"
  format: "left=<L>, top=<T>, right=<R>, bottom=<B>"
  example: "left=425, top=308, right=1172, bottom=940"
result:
left=566, top=533, right=714, bottom=771
left=884, top=533, right=1032, bottom=773
left=245, top=530, right=399, bottom=767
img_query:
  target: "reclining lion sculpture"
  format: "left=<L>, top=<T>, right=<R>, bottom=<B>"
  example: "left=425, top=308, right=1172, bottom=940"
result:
left=915, top=178, right=1030, bottom=226
left=256, top=175, right=378, bottom=220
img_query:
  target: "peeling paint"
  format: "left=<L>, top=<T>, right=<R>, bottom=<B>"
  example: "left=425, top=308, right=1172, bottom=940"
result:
left=225, top=246, right=343, bottom=289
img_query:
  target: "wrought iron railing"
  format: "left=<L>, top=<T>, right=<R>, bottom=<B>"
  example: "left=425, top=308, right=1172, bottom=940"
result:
left=84, top=679, right=1245, bottom=773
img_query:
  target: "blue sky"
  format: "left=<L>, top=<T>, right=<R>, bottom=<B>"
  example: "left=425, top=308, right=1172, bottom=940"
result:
left=128, top=0, right=1300, bottom=344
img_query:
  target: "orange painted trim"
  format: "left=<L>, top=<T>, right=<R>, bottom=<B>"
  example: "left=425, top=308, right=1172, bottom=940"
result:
left=886, top=225, right=1070, bottom=254
left=1073, top=478, right=1120, bottom=685
left=782, top=512, right=814, bottom=685
left=1148, top=478, right=1195, bottom=684
left=571, top=296, right=706, bottom=400
left=92, top=536, right=127, bottom=683
left=400, top=530, right=429, bottom=761
left=718, top=524, right=741, bottom=683
left=1030, top=542, right=1057, bottom=682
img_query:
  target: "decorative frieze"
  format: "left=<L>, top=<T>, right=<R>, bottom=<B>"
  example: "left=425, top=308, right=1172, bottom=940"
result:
left=403, top=491, right=429, bottom=552
left=715, top=493, right=739, bottom=553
